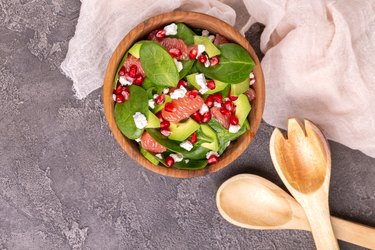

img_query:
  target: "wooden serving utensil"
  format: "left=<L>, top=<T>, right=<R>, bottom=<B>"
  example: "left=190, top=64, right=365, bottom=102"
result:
left=216, top=174, right=375, bottom=249
left=270, top=118, right=339, bottom=250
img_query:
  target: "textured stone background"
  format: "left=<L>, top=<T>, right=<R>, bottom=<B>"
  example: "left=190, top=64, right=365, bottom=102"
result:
left=0, top=0, right=374, bottom=249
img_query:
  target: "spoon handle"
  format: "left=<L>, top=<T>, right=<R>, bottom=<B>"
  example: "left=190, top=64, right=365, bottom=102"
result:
left=331, top=216, right=375, bottom=249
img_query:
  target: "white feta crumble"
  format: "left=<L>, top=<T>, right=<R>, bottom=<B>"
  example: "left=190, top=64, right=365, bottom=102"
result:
left=155, top=153, right=163, bottom=159
left=229, top=124, right=241, bottom=133
left=204, top=60, right=210, bottom=68
left=249, top=72, right=255, bottom=79
left=153, top=94, right=159, bottom=99
left=199, top=103, right=209, bottom=115
left=119, top=76, right=133, bottom=86
left=184, top=159, right=190, bottom=164
left=208, top=35, right=215, bottom=42
left=202, top=29, right=210, bottom=36
left=112, top=94, right=116, bottom=101
left=148, top=99, right=155, bottom=109
left=206, top=151, right=220, bottom=159
left=163, top=88, right=169, bottom=94
left=170, top=85, right=187, bottom=100
left=133, top=112, right=148, bottom=129
left=174, top=58, right=183, bottom=72
left=163, top=23, right=178, bottom=35
left=196, top=44, right=206, bottom=58
left=170, top=153, right=183, bottom=162
left=214, top=101, right=222, bottom=108
left=226, top=141, right=231, bottom=147
left=135, top=137, right=141, bottom=142
left=250, top=79, right=256, bottom=85
left=180, top=140, right=193, bottom=151
left=195, top=73, right=208, bottom=94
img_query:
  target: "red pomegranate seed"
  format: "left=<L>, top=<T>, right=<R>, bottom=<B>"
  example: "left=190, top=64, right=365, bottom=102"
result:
left=220, top=107, right=231, bottom=116
left=210, top=56, right=220, bottom=66
left=119, top=66, right=126, bottom=76
left=202, top=111, right=212, bottom=123
left=206, top=80, right=215, bottom=90
left=212, top=93, right=223, bottom=103
left=188, top=90, right=199, bottom=99
left=245, top=88, right=256, bottom=101
left=160, top=128, right=171, bottom=137
left=228, top=89, right=238, bottom=101
left=205, top=96, right=214, bottom=107
left=121, top=87, right=130, bottom=100
left=189, top=132, right=197, bottom=144
left=191, top=112, right=202, bottom=123
left=156, top=30, right=166, bottom=39
left=115, top=94, right=125, bottom=103
left=128, top=65, right=138, bottom=78
left=114, top=85, right=123, bottom=95
left=229, top=115, right=239, bottom=125
left=207, top=155, right=220, bottom=164
left=156, top=112, right=164, bottom=121
left=224, top=100, right=235, bottom=112
left=198, top=54, right=208, bottom=64
left=164, top=102, right=176, bottom=112
left=124, top=72, right=135, bottom=82
left=165, top=156, right=174, bottom=167
left=160, top=120, right=170, bottom=129
left=133, top=74, right=144, bottom=85
left=169, top=48, right=182, bottom=57
left=177, top=80, right=188, bottom=88
left=155, top=94, right=165, bottom=105
left=189, top=47, right=198, bottom=59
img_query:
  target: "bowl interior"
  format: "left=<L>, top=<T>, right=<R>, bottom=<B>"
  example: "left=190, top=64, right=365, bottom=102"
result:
left=103, top=11, right=265, bottom=178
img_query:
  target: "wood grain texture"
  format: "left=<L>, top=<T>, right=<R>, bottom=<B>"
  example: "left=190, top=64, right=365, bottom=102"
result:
left=103, top=11, right=265, bottom=178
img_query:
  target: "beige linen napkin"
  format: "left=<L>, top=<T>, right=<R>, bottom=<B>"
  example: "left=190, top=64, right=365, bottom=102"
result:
left=61, top=0, right=375, bottom=158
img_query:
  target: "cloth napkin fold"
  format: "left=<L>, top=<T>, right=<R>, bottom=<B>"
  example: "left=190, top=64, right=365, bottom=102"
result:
left=61, top=0, right=375, bottom=158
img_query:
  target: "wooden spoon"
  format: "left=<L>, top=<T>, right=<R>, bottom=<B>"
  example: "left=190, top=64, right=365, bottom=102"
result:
left=270, top=118, right=338, bottom=249
left=216, top=174, right=375, bottom=249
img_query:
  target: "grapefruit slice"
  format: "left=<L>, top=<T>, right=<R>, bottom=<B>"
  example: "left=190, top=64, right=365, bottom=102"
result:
left=124, top=54, right=145, bottom=76
left=211, top=107, right=230, bottom=129
left=140, top=131, right=166, bottom=153
left=160, top=38, right=188, bottom=60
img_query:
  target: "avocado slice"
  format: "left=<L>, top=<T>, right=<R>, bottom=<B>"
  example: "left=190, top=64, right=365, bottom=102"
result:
left=186, top=73, right=227, bottom=94
left=128, top=41, right=145, bottom=58
left=193, top=36, right=220, bottom=58
left=200, top=124, right=219, bottom=152
left=231, top=78, right=250, bottom=96
left=153, top=95, right=172, bottom=113
left=234, top=94, right=251, bottom=126
left=140, top=147, right=160, bottom=165
left=169, top=118, right=200, bottom=141
left=146, top=110, right=160, bottom=128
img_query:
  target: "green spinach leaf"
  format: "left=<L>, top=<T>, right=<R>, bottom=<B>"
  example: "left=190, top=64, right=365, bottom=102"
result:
left=159, top=152, right=208, bottom=170
left=114, top=85, right=149, bottom=140
left=170, top=23, right=196, bottom=45
left=140, top=41, right=179, bottom=87
left=196, top=43, right=255, bottom=83
left=179, top=60, right=195, bottom=79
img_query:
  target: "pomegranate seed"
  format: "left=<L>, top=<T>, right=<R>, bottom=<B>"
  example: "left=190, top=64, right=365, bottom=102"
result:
left=128, top=65, right=138, bottom=78
left=124, top=72, right=135, bottom=82
left=202, top=111, right=212, bottom=123
left=205, top=96, right=214, bottom=107
left=212, top=93, right=223, bottom=103
left=164, top=102, right=176, bottom=112
left=206, top=80, right=215, bottom=90
left=229, top=115, right=239, bottom=125
left=119, top=66, right=126, bottom=76
left=191, top=112, right=202, bottom=123
left=155, top=94, right=165, bottom=105
left=156, top=30, right=166, bottom=40
left=188, top=90, right=199, bottom=99
left=224, top=100, right=235, bottom=112
left=177, top=80, right=188, bottom=88
left=220, top=107, right=231, bottom=116
left=133, top=74, right=144, bottom=85
left=160, top=120, right=170, bottom=129
left=115, top=94, right=125, bottom=103
left=121, top=87, right=130, bottom=100
left=156, top=112, right=164, bottom=121
left=189, top=47, right=198, bottom=59
left=160, top=128, right=171, bottom=137
left=210, top=56, right=220, bottom=66
left=114, top=85, right=123, bottom=95
left=169, top=48, right=182, bottom=57
left=228, top=89, right=238, bottom=101
left=189, top=132, right=197, bottom=144
left=245, top=88, right=256, bottom=101
left=207, top=155, right=220, bottom=164
left=165, top=156, right=174, bottom=167
left=198, top=54, right=208, bottom=64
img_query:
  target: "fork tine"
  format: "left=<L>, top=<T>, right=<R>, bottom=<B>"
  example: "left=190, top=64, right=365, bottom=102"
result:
left=287, top=118, right=307, bottom=139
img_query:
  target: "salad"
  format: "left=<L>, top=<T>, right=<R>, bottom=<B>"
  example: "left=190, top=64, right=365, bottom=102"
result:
left=113, top=22, right=256, bottom=170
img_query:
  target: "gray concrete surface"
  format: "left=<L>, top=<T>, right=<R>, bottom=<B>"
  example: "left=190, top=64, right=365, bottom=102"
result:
left=0, top=0, right=374, bottom=249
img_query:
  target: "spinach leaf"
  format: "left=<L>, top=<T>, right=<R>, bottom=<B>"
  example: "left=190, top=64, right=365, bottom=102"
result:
left=196, top=43, right=255, bottom=83
left=179, top=60, right=195, bottom=79
left=170, top=23, right=196, bottom=45
left=159, top=152, right=208, bottom=170
left=187, top=61, right=199, bottom=75
left=146, top=128, right=209, bottom=160
left=114, top=85, right=149, bottom=140
left=140, top=41, right=179, bottom=87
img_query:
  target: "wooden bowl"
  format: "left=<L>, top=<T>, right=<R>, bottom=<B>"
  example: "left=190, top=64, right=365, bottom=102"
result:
left=103, top=11, right=265, bottom=178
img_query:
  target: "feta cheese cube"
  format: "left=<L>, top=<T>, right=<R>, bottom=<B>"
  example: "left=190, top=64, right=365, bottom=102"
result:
left=202, top=29, right=209, bottom=36
left=249, top=72, right=255, bottom=79
left=229, top=124, right=241, bottom=133
left=196, top=44, right=206, bottom=58
left=153, top=94, right=159, bottom=99
left=206, top=151, right=220, bottom=159
left=163, top=23, right=178, bottom=36
left=180, top=140, right=193, bottom=151
left=155, top=153, right=163, bottom=159
left=195, top=73, right=208, bottom=94
left=250, top=79, right=256, bottom=85
left=174, top=58, right=183, bottom=72
left=135, top=137, right=141, bottom=142
left=208, top=35, right=215, bottom=42
left=133, top=112, right=148, bottom=129
left=170, top=86, right=187, bottom=100
left=170, top=153, right=183, bottom=162
left=148, top=99, right=155, bottom=109
left=119, top=76, right=133, bottom=86
left=163, top=88, right=169, bottom=94
left=199, top=104, right=209, bottom=115
left=204, top=60, right=210, bottom=68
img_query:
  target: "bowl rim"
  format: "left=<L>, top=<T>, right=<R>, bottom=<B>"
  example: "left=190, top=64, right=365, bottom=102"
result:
left=103, top=11, right=265, bottom=178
